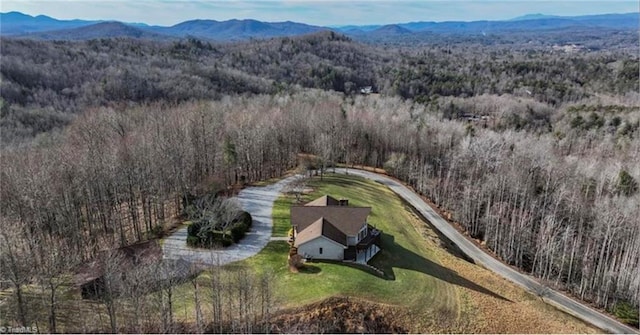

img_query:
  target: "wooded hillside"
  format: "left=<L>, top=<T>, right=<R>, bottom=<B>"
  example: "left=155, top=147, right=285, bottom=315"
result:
left=2, top=32, right=637, bottom=143
left=1, top=31, right=639, bottom=331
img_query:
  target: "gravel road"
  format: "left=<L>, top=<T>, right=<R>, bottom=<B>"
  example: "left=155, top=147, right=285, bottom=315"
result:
left=161, top=176, right=298, bottom=266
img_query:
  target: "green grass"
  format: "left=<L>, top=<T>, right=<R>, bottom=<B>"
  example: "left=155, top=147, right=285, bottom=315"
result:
left=163, top=173, right=521, bottom=332
left=239, top=173, right=462, bottom=316
left=272, top=195, right=294, bottom=237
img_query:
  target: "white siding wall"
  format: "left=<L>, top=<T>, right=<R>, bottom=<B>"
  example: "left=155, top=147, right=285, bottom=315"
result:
left=298, top=237, right=344, bottom=260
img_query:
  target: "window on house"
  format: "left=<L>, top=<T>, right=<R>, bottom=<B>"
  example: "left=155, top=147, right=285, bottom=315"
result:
left=358, top=226, right=367, bottom=241
left=319, top=247, right=323, bottom=254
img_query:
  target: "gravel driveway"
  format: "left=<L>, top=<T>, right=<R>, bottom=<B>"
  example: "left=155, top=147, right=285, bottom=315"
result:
left=161, top=176, right=298, bottom=266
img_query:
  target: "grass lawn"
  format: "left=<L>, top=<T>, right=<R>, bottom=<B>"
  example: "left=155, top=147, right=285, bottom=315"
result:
left=239, top=173, right=465, bottom=329
left=271, top=196, right=293, bottom=237
left=233, top=173, right=599, bottom=333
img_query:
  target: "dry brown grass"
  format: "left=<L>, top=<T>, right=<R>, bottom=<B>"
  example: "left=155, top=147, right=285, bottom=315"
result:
left=405, top=206, right=600, bottom=333
left=269, top=296, right=408, bottom=333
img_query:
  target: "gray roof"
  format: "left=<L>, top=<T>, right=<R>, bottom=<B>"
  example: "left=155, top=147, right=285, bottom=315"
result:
left=294, top=217, right=347, bottom=247
left=291, top=195, right=371, bottom=237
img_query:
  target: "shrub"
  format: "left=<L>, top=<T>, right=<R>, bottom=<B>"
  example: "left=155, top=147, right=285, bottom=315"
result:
left=570, top=115, right=584, bottom=129
left=616, top=169, right=638, bottom=196
left=186, top=235, right=200, bottom=247
left=230, top=222, right=249, bottom=243
left=288, top=254, right=304, bottom=269
left=187, top=220, right=204, bottom=237
left=188, top=220, right=215, bottom=248
left=612, top=301, right=639, bottom=327
left=216, top=236, right=233, bottom=248
left=236, top=211, right=252, bottom=227
left=186, top=211, right=251, bottom=247
left=148, top=224, right=165, bottom=238
left=187, top=229, right=233, bottom=248
left=610, top=116, right=622, bottom=128
left=208, top=231, right=233, bottom=247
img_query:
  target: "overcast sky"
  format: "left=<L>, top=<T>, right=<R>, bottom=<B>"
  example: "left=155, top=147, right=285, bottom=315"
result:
left=2, top=0, right=638, bottom=26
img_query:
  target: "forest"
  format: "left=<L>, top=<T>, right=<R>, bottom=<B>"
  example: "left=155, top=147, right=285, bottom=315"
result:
left=1, top=32, right=638, bottom=144
left=0, top=30, right=639, bottom=332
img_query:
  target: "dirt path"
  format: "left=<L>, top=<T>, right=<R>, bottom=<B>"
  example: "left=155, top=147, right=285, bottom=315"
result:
left=161, top=176, right=299, bottom=266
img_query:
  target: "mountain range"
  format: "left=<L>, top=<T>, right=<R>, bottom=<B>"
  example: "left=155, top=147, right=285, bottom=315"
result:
left=1, top=11, right=638, bottom=41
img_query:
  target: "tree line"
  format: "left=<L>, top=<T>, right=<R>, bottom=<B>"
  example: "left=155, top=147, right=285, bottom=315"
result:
left=1, top=90, right=638, bottom=330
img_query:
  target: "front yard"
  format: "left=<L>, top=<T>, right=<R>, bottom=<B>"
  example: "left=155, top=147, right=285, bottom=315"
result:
left=223, top=173, right=597, bottom=333
left=236, top=173, right=464, bottom=330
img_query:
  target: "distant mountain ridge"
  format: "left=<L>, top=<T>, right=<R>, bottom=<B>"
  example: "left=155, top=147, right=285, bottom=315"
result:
left=155, top=19, right=324, bottom=40
left=334, top=12, right=638, bottom=33
left=1, top=11, right=637, bottom=41
left=370, top=24, right=412, bottom=36
left=0, top=11, right=98, bottom=34
left=381, top=12, right=638, bottom=33
left=18, top=22, right=172, bottom=41
left=0, top=11, right=326, bottom=40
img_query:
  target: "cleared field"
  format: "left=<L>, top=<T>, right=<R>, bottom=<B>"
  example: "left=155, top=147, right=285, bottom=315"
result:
left=243, top=173, right=461, bottom=331
left=240, top=173, right=600, bottom=333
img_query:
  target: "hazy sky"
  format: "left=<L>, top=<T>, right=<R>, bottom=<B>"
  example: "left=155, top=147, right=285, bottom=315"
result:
left=2, top=0, right=638, bottom=26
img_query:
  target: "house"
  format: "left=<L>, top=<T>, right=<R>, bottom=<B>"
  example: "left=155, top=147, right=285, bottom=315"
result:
left=360, top=86, right=373, bottom=94
left=291, top=195, right=381, bottom=264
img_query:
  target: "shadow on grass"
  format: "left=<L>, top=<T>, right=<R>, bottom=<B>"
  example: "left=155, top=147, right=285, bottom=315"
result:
left=299, top=264, right=322, bottom=274
left=370, top=232, right=511, bottom=302
left=307, top=258, right=383, bottom=278
left=284, top=174, right=509, bottom=302
left=402, top=203, right=476, bottom=264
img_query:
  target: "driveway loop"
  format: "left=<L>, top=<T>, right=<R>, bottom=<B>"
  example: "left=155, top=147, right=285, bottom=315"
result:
left=161, top=176, right=300, bottom=266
